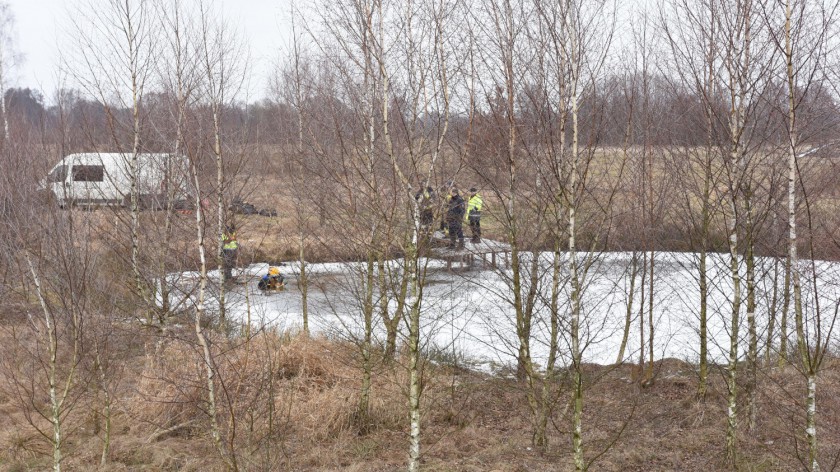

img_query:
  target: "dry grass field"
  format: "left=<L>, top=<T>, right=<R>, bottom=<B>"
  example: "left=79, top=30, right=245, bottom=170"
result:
left=1, top=324, right=838, bottom=471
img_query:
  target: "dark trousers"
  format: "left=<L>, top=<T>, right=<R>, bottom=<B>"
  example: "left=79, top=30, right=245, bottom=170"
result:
left=223, top=248, right=238, bottom=280
left=469, top=215, right=481, bottom=241
left=447, top=221, right=464, bottom=247
left=420, top=209, right=434, bottom=227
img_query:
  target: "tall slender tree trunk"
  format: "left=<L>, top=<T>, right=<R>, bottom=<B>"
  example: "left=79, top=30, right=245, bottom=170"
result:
left=50, top=357, right=62, bottom=472
left=405, top=190, right=423, bottom=472
left=783, top=0, right=817, bottom=466
left=779, top=254, right=791, bottom=366
left=535, top=54, right=569, bottom=447
left=292, top=13, right=309, bottom=337
left=535, top=248, right=562, bottom=450
left=358, top=255, right=375, bottom=432
left=0, top=59, right=8, bottom=142
left=380, top=253, right=407, bottom=362
left=725, top=103, right=745, bottom=464
left=26, top=255, right=64, bottom=472
left=806, top=372, right=819, bottom=471
left=638, top=251, right=647, bottom=370
left=129, top=44, right=145, bottom=322
left=617, top=252, right=638, bottom=364
left=698, top=245, right=708, bottom=397
left=94, top=347, right=112, bottom=466
left=725, top=0, right=750, bottom=459
left=646, top=248, right=655, bottom=382
left=569, top=74, right=585, bottom=472
left=192, top=171, right=236, bottom=471
left=725, top=217, right=741, bottom=464
left=698, top=108, right=713, bottom=398
left=297, top=235, right=309, bottom=337
left=407, top=298, right=421, bottom=471
left=745, top=200, right=758, bottom=430
left=725, top=71, right=745, bottom=467
left=766, top=243, right=779, bottom=364
left=214, top=103, right=227, bottom=328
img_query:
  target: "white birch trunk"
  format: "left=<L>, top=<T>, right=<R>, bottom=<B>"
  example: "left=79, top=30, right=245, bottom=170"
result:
left=725, top=0, right=751, bottom=459
left=27, top=257, right=62, bottom=471
left=214, top=103, right=226, bottom=326
left=699, top=18, right=715, bottom=395
left=128, top=13, right=144, bottom=319
left=95, top=346, right=112, bottom=465
left=569, top=65, right=585, bottom=472
left=0, top=57, right=8, bottom=143
left=191, top=168, right=235, bottom=470
left=293, top=17, right=310, bottom=335
left=783, top=0, right=817, bottom=466
left=358, top=255, right=375, bottom=428
left=807, top=373, right=819, bottom=471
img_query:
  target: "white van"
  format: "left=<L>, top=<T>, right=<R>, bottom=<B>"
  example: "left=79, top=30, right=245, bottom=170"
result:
left=44, top=153, right=190, bottom=209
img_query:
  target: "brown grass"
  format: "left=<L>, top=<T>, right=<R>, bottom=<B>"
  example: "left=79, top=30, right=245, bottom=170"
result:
left=1, top=308, right=840, bottom=471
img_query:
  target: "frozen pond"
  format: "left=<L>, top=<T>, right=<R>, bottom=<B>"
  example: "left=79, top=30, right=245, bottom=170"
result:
left=161, top=252, right=840, bottom=372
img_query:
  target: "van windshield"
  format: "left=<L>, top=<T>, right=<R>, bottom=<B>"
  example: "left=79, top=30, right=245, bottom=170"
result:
left=72, top=165, right=104, bottom=182
left=47, top=165, right=67, bottom=183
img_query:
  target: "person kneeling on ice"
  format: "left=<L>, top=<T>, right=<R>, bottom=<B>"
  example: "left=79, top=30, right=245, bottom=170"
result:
left=258, top=266, right=285, bottom=291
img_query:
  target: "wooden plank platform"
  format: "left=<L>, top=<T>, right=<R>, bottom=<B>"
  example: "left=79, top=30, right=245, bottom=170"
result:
left=427, top=231, right=512, bottom=270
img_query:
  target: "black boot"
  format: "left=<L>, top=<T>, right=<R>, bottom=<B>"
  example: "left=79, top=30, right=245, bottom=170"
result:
left=457, top=238, right=465, bottom=249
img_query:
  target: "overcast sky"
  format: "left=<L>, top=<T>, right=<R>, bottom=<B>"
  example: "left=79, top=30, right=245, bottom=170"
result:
left=10, top=0, right=294, bottom=102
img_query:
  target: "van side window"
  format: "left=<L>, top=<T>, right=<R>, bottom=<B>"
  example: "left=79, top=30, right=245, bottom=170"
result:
left=72, top=165, right=104, bottom=182
left=47, top=165, right=68, bottom=183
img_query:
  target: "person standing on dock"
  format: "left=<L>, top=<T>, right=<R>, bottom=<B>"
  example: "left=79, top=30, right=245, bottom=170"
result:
left=465, top=187, right=483, bottom=243
left=446, top=188, right=466, bottom=249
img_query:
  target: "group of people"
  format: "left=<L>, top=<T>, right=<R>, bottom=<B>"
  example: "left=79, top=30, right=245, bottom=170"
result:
left=417, top=183, right=483, bottom=250
left=221, top=183, right=484, bottom=288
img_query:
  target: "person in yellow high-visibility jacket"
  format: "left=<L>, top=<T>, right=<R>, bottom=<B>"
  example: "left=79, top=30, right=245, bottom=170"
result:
left=465, top=187, right=483, bottom=243
left=222, top=224, right=239, bottom=281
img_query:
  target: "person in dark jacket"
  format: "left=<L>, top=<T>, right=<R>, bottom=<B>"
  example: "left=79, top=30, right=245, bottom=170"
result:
left=445, top=188, right=466, bottom=249
left=414, top=185, right=436, bottom=228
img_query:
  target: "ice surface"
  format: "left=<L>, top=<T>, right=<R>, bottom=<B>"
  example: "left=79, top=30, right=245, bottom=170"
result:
left=161, top=252, right=840, bottom=374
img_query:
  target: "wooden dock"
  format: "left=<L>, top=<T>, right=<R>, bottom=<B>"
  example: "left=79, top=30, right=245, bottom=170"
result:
left=427, top=231, right=512, bottom=270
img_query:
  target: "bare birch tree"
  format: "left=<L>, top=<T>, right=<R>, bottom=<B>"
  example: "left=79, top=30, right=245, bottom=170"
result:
left=306, top=1, right=461, bottom=468
left=197, top=0, right=248, bottom=330
left=763, top=0, right=839, bottom=468
left=0, top=2, right=18, bottom=144
left=68, top=0, right=160, bottom=323
left=0, top=166, right=93, bottom=471
left=526, top=0, right=616, bottom=466
left=661, top=0, right=726, bottom=400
